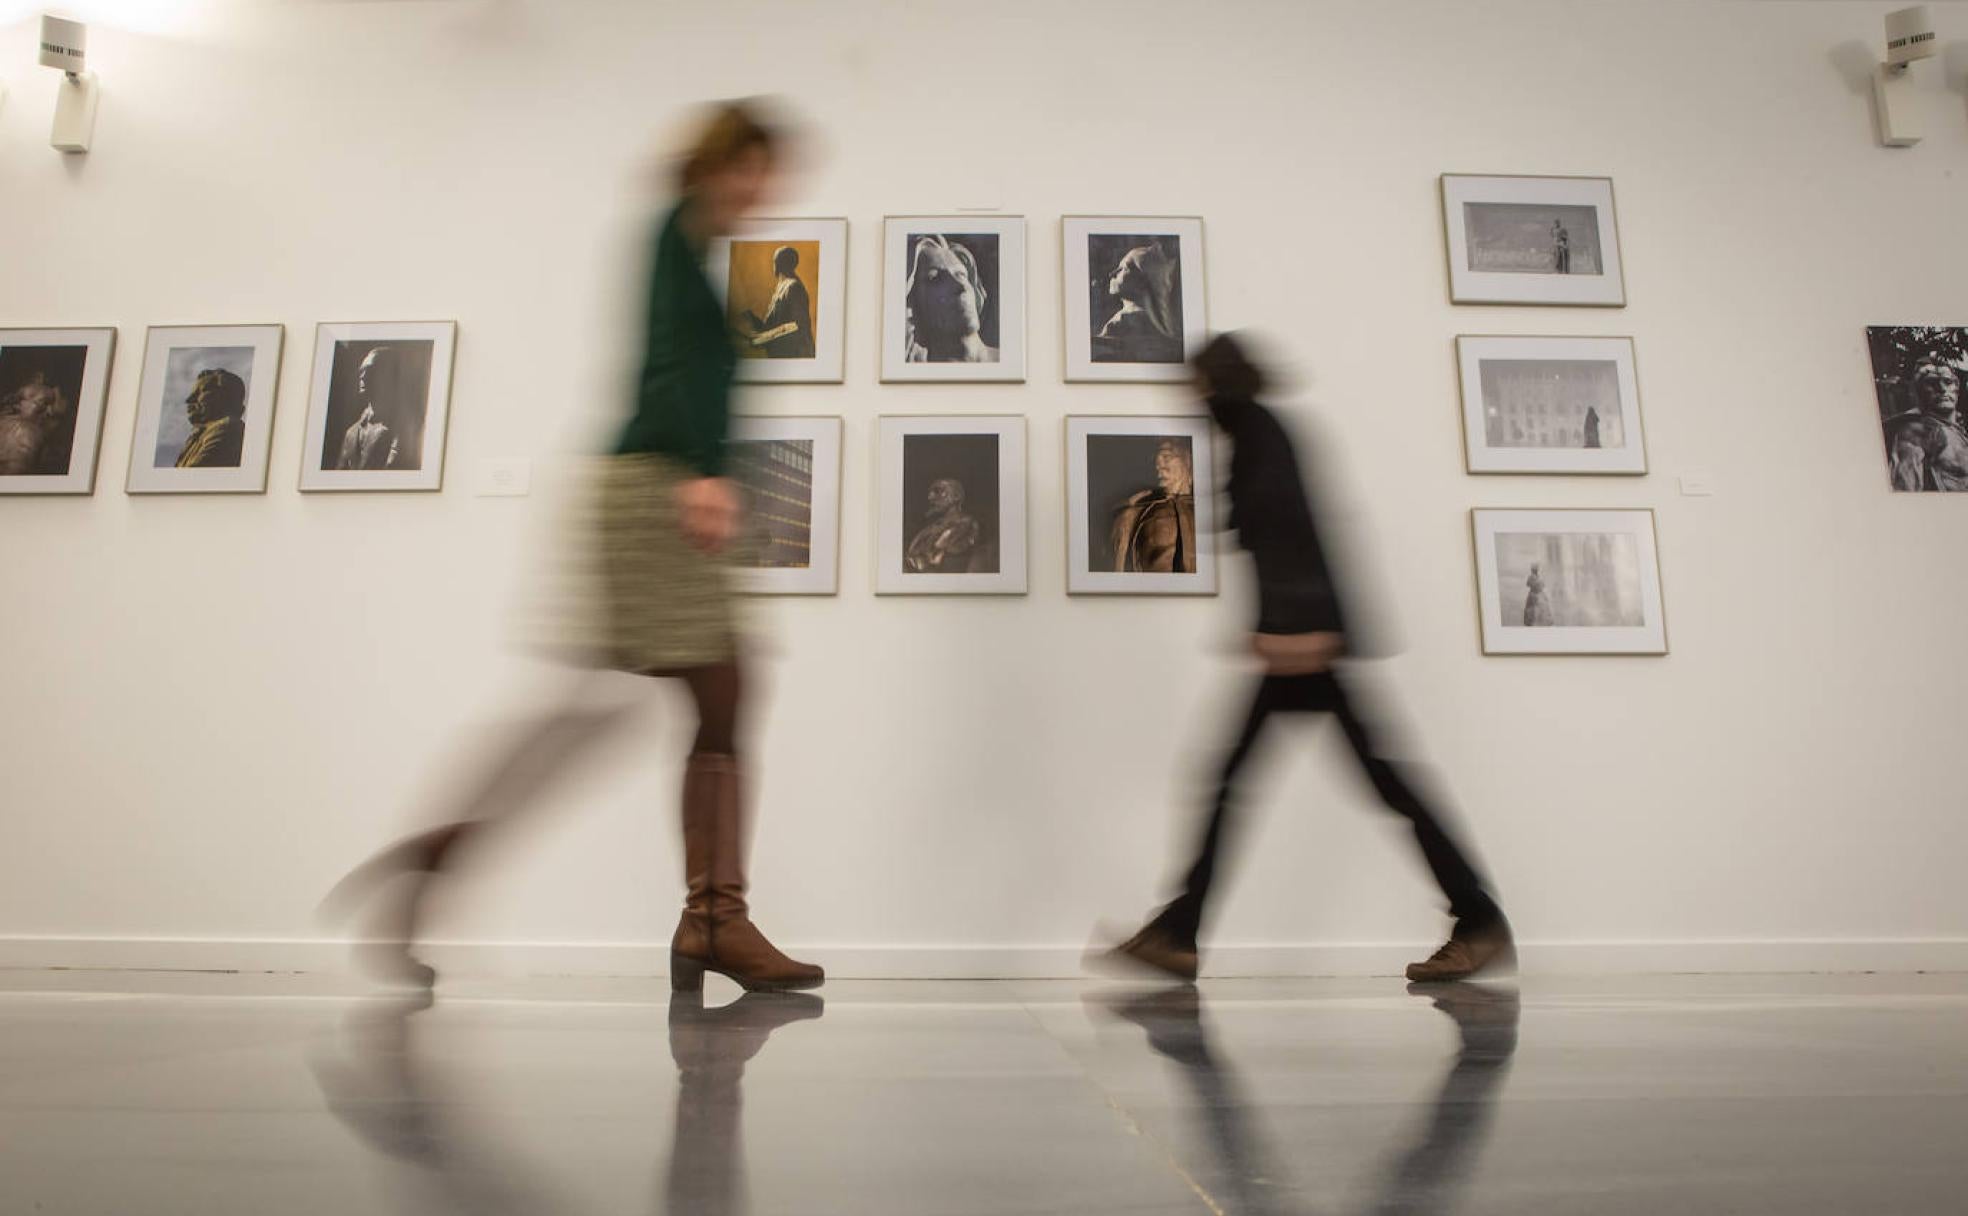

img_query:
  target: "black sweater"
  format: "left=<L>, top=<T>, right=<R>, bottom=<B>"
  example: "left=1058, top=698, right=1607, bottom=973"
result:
left=1207, top=394, right=1349, bottom=638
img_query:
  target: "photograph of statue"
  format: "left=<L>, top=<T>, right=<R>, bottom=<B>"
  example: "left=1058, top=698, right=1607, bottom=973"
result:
left=1494, top=531, right=1643, bottom=628
left=299, top=322, right=455, bottom=492
left=1065, top=416, right=1217, bottom=594
left=903, top=234, right=1000, bottom=365
left=1086, top=235, right=1184, bottom=365
left=900, top=434, right=999, bottom=575
left=1867, top=326, right=1968, bottom=493
left=726, top=241, right=817, bottom=360
left=1091, top=435, right=1196, bottom=574
left=323, top=343, right=432, bottom=472
left=0, top=346, right=87, bottom=478
left=882, top=218, right=1025, bottom=382
left=155, top=353, right=253, bottom=470
left=876, top=416, right=1026, bottom=593
left=1461, top=203, right=1602, bottom=276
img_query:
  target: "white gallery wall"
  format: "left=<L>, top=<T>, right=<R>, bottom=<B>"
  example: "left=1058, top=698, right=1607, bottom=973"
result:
left=3, top=0, right=1966, bottom=976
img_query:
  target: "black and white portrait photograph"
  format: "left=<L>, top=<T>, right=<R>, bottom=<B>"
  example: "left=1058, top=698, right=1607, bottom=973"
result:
left=728, top=415, right=843, bottom=594
left=1062, top=217, right=1207, bottom=382
left=0, top=328, right=116, bottom=495
left=1456, top=335, right=1646, bottom=474
left=1441, top=175, right=1625, bottom=306
left=298, top=321, right=456, bottom=492
left=1867, top=325, right=1968, bottom=493
left=126, top=325, right=285, bottom=494
left=876, top=416, right=1026, bottom=594
left=882, top=217, right=1026, bottom=382
left=1471, top=509, right=1665, bottom=655
left=709, top=218, right=848, bottom=383
left=1065, top=416, right=1218, bottom=594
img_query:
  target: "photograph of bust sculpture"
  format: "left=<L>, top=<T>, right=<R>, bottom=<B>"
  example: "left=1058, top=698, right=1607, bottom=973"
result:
left=903, top=234, right=999, bottom=364
left=1087, top=234, right=1184, bottom=365
left=1094, top=435, right=1197, bottom=574
left=151, top=346, right=257, bottom=470
left=1868, top=326, right=1968, bottom=493
left=900, top=433, right=1000, bottom=574
left=0, top=346, right=88, bottom=478
left=317, top=340, right=434, bottom=473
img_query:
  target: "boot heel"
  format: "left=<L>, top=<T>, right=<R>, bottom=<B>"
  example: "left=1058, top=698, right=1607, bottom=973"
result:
left=670, top=952, right=707, bottom=993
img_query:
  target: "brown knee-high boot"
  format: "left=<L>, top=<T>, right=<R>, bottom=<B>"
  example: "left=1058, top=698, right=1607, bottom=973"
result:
left=671, top=753, right=824, bottom=992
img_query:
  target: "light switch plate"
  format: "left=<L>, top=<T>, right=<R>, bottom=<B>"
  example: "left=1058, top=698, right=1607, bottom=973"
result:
left=475, top=458, right=532, bottom=497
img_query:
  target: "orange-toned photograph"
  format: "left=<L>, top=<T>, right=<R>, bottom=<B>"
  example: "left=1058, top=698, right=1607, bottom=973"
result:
left=725, top=238, right=819, bottom=360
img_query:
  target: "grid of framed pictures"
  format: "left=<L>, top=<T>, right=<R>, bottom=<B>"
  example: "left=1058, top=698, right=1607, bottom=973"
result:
left=1443, top=173, right=1664, bottom=655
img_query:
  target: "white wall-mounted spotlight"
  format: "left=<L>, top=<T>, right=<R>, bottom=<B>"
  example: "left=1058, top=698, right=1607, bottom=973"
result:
left=1873, top=5, right=1938, bottom=147
left=39, top=13, right=98, bottom=153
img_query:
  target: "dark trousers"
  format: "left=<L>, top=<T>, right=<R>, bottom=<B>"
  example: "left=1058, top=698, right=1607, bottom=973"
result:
left=1155, top=672, right=1500, bottom=947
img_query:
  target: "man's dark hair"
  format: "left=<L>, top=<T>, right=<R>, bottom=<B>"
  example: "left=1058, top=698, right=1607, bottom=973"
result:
left=1192, top=331, right=1266, bottom=399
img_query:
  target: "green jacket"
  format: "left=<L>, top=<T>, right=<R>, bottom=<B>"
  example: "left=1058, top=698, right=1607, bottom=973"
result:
left=615, top=201, right=737, bottom=476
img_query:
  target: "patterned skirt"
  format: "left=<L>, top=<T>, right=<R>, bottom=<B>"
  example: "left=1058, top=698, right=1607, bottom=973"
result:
left=549, top=452, right=740, bottom=671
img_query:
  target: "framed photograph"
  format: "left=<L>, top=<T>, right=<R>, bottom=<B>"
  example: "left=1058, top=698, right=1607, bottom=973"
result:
left=1441, top=175, right=1626, bottom=306
left=1065, top=415, right=1217, bottom=594
left=0, top=327, right=115, bottom=495
left=881, top=216, right=1026, bottom=382
left=1061, top=216, right=1207, bottom=382
left=1456, top=335, right=1646, bottom=474
left=298, top=321, right=457, bottom=492
left=125, top=325, right=284, bottom=494
left=1470, top=509, right=1666, bottom=655
left=1865, top=325, right=1968, bottom=492
left=875, top=415, right=1026, bottom=594
left=708, top=218, right=848, bottom=383
left=728, top=416, right=843, bottom=595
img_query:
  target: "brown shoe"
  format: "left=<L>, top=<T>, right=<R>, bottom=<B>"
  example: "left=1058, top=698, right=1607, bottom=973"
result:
left=1088, top=923, right=1201, bottom=984
left=1405, top=918, right=1516, bottom=983
left=671, top=753, right=824, bottom=993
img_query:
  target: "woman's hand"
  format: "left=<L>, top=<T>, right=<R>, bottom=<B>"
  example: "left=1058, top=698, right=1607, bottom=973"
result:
left=1251, top=632, right=1343, bottom=676
left=676, top=476, right=741, bottom=554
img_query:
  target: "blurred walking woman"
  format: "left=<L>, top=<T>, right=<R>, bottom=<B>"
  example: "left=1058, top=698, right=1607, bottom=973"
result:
left=325, top=101, right=823, bottom=994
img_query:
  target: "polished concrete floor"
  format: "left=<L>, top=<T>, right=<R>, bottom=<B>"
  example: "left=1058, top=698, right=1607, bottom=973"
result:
left=1, top=971, right=1965, bottom=1214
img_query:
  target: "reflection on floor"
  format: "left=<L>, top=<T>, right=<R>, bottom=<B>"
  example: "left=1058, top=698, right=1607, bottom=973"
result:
left=2, top=972, right=1965, bottom=1214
